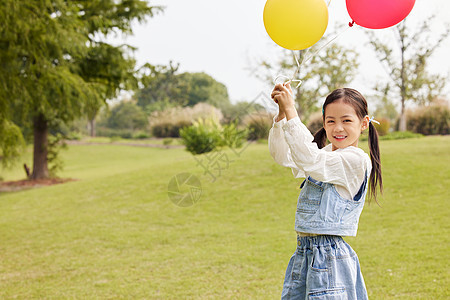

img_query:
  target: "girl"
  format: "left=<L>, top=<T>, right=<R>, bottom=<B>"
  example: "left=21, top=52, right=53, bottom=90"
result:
left=269, top=83, right=382, bottom=299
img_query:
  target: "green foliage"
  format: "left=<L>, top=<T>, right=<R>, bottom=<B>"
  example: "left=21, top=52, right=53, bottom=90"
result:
left=360, top=131, right=423, bottom=141
left=0, top=0, right=161, bottom=174
left=137, top=64, right=231, bottom=113
left=220, top=101, right=265, bottom=125
left=136, top=62, right=188, bottom=112
left=132, top=131, right=150, bottom=139
left=151, top=122, right=191, bottom=138
left=179, top=117, right=223, bottom=154
left=106, top=101, right=148, bottom=131
left=246, top=121, right=271, bottom=141
left=179, top=72, right=230, bottom=109
left=179, top=117, right=248, bottom=155
left=243, top=111, right=274, bottom=141
left=162, top=138, right=173, bottom=146
left=47, top=133, right=67, bottom=178
left=406, top=102, right=450, bottom=135
left=96, top=127, right=135, bottom=139
left=221, top=121, right=248, bottom=149
left=0, top=120, right=25, bottom=168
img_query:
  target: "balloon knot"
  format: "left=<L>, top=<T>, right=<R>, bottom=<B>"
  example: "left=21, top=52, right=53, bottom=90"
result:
left=348, top=20, right=355, bottom=27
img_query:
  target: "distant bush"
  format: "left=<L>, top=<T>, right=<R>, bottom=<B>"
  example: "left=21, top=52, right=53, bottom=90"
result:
left=373, top=117, right=390, bottom=136
left=180, top=117, right=248, bottom=155
left=65, top=131, right=84, bottom=141
left=179, top=117, right=223, bottom=154
left=380, top=131, right=423, bottom=140
left=406, top=103, right=450, bottom=135
left=242, top=110, right=274, bottom=141
left=132, top=131, right=150, bottom=139
left=221, top=120, right=248, bottom=149
left=163, top=138, right=173, bottom=147
left=150, top=103, right=223, bottom=138
left=151, top=121, right=191, bottom=138
left=106, top=101, right=148, bottom=131
left=306, top=112, right=323, bottom=135
left=360, top=131, right=423, bottom=141
left=96, top=127, right=134, bottom=139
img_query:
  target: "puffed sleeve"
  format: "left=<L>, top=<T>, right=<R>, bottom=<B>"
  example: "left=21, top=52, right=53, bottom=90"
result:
left=268, top=113, right=306, bottom=178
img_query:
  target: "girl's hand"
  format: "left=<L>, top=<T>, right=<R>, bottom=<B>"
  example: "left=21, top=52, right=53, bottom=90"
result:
left=271, top=82, right=295, bottom=113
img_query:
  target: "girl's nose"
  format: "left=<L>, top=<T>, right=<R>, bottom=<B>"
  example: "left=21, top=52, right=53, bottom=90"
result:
left=335, top=123, right=344, bottom=131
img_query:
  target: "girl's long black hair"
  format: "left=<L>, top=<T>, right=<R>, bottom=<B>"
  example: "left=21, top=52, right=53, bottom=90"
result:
left=312, top=88, right=383, bottom=203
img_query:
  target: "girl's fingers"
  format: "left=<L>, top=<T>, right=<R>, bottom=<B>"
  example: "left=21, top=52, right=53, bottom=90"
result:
left=284, top=82, right=292, bottom=93
left=274, top=83, right=284, bottom=90
left=278, top=84, right=290, bottom=94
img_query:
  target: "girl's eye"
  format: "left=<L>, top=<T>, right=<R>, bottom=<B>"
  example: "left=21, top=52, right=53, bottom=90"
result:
left=344, top=119, right=352, bottom=123
left=327, top=120, right=334, bottom=123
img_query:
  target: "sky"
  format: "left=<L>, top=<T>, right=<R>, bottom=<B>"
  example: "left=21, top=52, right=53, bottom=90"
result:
left=110, top=0, right=450, bottom=107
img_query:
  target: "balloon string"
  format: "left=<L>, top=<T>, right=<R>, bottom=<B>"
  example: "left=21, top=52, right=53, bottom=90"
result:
left=301, top=24, right=352, bottom=66
left=273, top=17, right=354, bottom=89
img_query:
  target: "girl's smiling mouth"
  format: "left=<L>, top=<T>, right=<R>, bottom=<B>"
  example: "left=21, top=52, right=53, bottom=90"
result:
left=334, top=135, right=347, bottom=140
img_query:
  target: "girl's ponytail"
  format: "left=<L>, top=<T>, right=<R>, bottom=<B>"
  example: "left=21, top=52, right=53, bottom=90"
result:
left=313, top=127, right=327, bottom=149
left=368, top=122, right=383, bottom=203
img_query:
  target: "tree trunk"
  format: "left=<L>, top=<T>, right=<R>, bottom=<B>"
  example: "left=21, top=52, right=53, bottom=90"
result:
left=399, top=24, right=407, bottom=132
left=30, top=113, right=49, bottom=179
left=399, top=99, right=407, bottom=131
left=89, top=118, right=96, bottom=137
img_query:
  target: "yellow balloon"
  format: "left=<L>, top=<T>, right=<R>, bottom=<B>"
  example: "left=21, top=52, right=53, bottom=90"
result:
left=263, top=0, right=329, bottom=50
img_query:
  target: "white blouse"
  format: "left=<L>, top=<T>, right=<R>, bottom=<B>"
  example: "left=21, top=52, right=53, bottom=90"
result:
left=268, top=113, right=372, bottom=200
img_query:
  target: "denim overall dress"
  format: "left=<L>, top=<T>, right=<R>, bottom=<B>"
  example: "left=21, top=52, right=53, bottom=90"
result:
left=281, top=174, right=369, bottom=299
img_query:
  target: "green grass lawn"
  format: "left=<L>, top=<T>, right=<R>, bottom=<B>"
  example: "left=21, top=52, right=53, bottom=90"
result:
left=81, top=136, right=184, bottom=146
left=0, top=136, right=449, bottom=298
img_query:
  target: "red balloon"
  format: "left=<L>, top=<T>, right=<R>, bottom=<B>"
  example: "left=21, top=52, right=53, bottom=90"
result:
left=346, top=0, right=416, bottom=29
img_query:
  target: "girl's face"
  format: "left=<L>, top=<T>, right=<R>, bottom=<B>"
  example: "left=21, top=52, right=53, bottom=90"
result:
left=323, top=100, right=369, bottom=151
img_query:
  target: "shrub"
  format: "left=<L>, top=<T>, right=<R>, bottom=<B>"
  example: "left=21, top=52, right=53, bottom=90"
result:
left=406, top=103, right=450, bottom=135
left=180, top=117, right=248, bottom=155
left=163, top=138, right=173, bottom=146
left=150, top=121, right=191, bottom=138
left=179, top=117, right=223, bottom=155
left=96, top=127, right=134, bottom=139
left=360, top=130, right=423, bottom=141
left=373, top=117, right=390, bottom=136
left=221, top=120, right=248, bottom=149
left=132, top=131, right=150, bottom=139
left=149, top=102, right=223, bottom=138
left=380, top=131, right=423, bottom=140
left=242, top=110, right=274, bottom=141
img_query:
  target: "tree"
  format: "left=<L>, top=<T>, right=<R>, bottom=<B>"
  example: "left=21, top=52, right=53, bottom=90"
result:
left=0, top=0, right=162, bottom=178
left=367, top=18, right=449, bottom=131
left=256, top=35, right=359, bottom=121
left=106, top=101, right=148, bottom=131
left=372, top=84, right=398, bottom=126
left=137, top=65, right=231, bottom=113
left=179, top=72, right=230, bottom=109
left=136, top=62, right=189, bottom=113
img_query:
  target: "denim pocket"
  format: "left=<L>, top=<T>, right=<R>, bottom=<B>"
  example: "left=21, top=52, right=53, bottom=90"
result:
left=308, top=287, right=346, bottom=299
left=297, top=179, right=322, bottom=214
left=307, top=248, right=330, bottom=294
left=310, top=248, right=328, bottom=272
